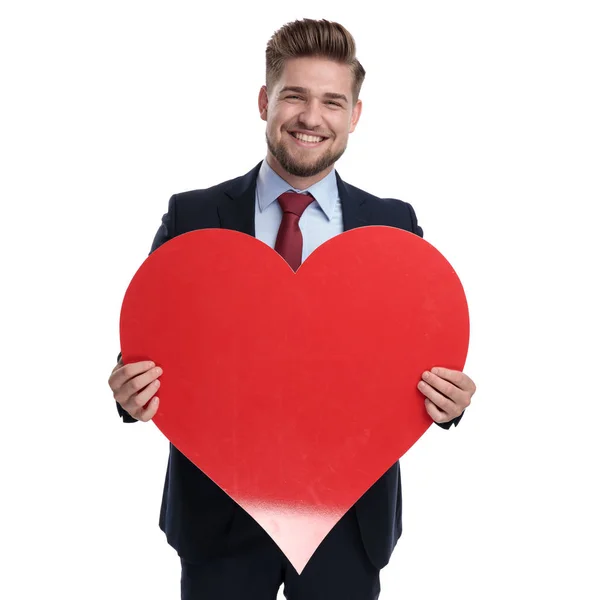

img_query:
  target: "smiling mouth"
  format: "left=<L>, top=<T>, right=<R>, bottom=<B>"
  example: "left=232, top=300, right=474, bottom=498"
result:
left=288, top=131, right=328, bottom=147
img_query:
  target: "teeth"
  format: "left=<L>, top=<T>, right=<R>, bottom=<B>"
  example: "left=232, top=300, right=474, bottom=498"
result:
left=292, top=132, right=324, bottom=143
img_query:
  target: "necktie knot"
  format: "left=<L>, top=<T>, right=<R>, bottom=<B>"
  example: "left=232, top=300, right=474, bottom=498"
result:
left=277, top=191, right=314, bottom=219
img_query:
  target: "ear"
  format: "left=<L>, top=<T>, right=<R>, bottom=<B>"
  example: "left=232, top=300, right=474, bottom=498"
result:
left=259, top=85, right=269, bottom=122
left=349, top=99, right=363, bottom=133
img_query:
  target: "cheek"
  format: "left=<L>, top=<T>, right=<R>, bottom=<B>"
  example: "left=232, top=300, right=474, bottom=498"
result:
left=280, top=107, right=308, bottom=131
left=332, top=119, right=349, bottom=137
left=270, top=117, right=290, bottom=137
left=331, top=129, right=346, bottom=143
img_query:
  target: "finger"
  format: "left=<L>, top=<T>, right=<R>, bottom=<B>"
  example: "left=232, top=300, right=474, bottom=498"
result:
left=424, top=398, right=451, bottom=423
left=422, top=371, right=462, bottom=402
left=430, top=367, right=476, bottom=393
left=109, top=360, right=156, bottom=392
left=418, top=380, right=457, bottom=415
left=137, top=396, right=160, bottom=422
left=123, top=377, right=161, bottom=416
left=116, top=366, right=162, bottom=405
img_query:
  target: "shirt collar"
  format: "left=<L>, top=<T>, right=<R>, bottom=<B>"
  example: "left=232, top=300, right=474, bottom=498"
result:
left=256, top=157, right=338, bottom=220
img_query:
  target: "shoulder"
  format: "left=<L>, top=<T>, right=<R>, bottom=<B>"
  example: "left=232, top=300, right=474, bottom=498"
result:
left=163, top=171, right=248, bottom=226
left=170, top=171, right=243, bottom=206
left=342, top=179, right=422, bottom=235
left=345, top=180, right=414, bottom=211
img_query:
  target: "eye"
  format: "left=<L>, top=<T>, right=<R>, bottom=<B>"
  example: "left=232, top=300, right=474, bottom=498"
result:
left=327, top=101, right=342, bottom=107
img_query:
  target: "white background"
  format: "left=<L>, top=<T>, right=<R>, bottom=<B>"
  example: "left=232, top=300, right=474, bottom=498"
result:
left=2, top=1, right=599, bottom=598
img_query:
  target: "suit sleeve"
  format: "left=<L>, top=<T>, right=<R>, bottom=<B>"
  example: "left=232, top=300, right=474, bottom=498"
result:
left=407, top=202, right=465, bottom=430
left=115, top=195, right=178, bottom=423
left=407, top=202, right=424, bottom=238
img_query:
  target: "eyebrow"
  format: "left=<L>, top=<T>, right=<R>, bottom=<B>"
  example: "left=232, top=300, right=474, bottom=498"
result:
left=279, top=86, right=349, bottom=104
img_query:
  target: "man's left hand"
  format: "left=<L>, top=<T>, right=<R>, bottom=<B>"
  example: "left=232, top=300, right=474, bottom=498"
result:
left=417, top=367, right=476, bottom=424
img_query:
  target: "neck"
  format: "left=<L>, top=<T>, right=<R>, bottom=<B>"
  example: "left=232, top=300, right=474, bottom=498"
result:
left=266, top=154, right=334, bottom=191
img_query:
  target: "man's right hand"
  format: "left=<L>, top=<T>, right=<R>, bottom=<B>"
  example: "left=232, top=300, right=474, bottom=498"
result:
left=108, top=358, right=162, bottom=422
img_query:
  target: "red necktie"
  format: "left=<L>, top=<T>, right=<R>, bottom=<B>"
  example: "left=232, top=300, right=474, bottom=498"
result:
left=274, top=191, right=315, bottom=271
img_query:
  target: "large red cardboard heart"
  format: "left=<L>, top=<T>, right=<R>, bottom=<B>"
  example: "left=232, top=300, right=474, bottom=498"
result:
left=120, top=226, right=469, bottom=573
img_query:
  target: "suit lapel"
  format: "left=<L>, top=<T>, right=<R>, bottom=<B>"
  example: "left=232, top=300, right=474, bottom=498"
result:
left=218, top=159, right=368, bottom=236
left=218, top=161, right=262, bottom=236
left=335, top=171, right=367, bottom=232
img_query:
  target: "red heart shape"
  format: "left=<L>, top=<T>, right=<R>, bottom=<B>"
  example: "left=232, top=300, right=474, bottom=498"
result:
left=120, top=226, right=469, bottom=572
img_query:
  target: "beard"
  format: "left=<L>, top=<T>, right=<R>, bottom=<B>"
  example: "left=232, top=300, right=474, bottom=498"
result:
left=265, top=130, right=347, bottom=178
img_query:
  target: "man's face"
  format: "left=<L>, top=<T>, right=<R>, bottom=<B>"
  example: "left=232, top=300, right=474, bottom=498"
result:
left=259, top=57, right=362, bottom=179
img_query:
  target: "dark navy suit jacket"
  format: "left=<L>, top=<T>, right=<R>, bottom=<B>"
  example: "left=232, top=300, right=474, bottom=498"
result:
left=116, top=159, right=464, bottom=569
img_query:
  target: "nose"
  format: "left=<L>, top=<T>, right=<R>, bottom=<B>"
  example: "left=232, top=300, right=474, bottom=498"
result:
left=297, top=98, right=324, bottom=130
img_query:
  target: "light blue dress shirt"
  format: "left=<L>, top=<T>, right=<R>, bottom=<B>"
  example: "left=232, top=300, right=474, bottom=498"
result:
left=254, top=159, right=344, bottom=263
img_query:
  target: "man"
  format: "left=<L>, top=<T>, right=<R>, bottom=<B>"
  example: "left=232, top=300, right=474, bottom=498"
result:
left=108, top=18, right=476, bottom=600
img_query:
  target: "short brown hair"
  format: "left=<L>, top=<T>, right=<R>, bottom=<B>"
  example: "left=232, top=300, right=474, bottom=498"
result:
left=265, top=18, right=366, bottom=107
